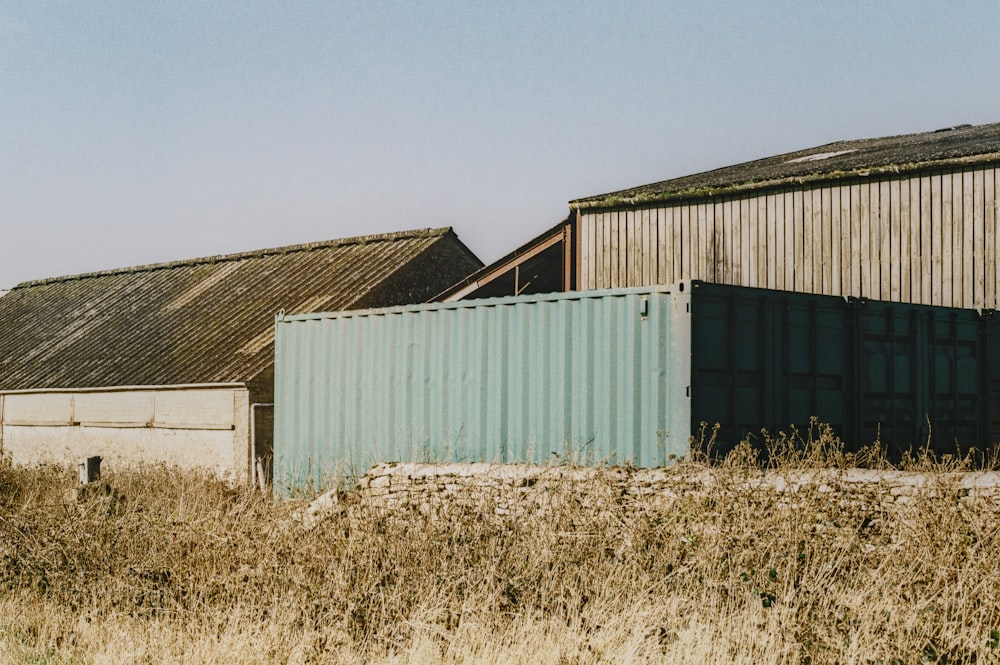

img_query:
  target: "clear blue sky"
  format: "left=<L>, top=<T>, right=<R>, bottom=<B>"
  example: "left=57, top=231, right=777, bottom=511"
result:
left=2, top=1, right=998, bottom=288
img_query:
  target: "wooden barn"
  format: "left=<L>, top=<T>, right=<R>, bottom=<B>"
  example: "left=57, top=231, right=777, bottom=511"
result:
left=440, top=122, right=1000, bottom=308
left=0, top=228, right=481, bottom=482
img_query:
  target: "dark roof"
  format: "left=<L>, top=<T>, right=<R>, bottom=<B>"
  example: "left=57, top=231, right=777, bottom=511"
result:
left=0, top=228, right=482, bottom=391
left=572, top=122, right=1000, bottom=209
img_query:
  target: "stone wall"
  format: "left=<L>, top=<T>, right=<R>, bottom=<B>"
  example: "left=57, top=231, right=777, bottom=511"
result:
left=350, top=462, right=1000, bottom=517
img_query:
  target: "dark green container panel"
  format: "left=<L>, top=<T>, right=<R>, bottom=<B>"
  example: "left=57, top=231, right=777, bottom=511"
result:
left=688, top=282, right=997, bottom=459
left=689, top=284, right=852, bottom=453
left=855, top=301, right=991, bottom=458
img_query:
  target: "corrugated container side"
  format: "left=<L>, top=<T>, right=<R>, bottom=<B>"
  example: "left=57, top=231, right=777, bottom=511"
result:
left=854, top=300, right=992, bottom=457
left=689, top=283, right=853, bottom=453
left=688, top=282, right=996, bottom=458
left=274, top=288, right=692, bottom=491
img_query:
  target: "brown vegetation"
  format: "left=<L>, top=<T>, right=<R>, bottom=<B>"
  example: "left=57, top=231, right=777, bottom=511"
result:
left=1, top=430, right=999, bottom=664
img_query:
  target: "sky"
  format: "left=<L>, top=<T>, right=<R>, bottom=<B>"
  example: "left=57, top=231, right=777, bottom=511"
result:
left=1, top=1, right=998, bottom=289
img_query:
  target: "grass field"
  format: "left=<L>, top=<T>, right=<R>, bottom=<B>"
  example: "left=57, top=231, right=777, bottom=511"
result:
left=1, top=431, right=998, bottom=664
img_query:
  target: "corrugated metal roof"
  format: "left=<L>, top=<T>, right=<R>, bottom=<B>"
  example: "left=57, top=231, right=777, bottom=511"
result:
left=0, top=228, right=482, bottom=391
left=572, top=122, right=1000, bottom=209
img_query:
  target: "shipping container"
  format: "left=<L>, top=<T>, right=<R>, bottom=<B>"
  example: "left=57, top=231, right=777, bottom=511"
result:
left=275, top=286, right=691, bottom=490
left=688, top=287, right=996, bottom=459
left=274, top=282, right=1000, bottom=492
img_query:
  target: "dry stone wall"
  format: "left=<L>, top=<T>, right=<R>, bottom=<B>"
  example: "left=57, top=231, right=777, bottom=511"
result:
left=292, top=461, right=1000, bottom=531
left=352, top=462, right=1000, bottom=517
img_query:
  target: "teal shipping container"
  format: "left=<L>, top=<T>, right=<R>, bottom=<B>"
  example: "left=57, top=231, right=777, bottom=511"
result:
left=274, top=282, right=999, bottom=492
left=275, top=286, right=691, bottom=490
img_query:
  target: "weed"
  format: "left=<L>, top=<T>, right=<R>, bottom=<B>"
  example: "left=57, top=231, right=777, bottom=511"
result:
left=0, top=434, right=998, bottom=663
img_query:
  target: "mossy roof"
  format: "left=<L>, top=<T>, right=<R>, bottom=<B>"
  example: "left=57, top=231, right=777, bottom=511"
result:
left=572, top=122, right=1000, bottom=210
left=0, top=228, right=482, bottom=391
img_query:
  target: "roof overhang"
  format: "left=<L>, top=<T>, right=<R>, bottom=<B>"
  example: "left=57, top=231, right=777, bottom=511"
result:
left=434, top=217, right=574, bottom=301
left=0, top=382, right=248, bottom=396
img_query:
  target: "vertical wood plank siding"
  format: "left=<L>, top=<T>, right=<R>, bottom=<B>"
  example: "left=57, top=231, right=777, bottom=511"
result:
left=578, top=167, right=1000, bottom=310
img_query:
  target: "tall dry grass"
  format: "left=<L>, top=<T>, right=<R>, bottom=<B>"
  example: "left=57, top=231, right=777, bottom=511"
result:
left=1, top=430, right=999, bottom=664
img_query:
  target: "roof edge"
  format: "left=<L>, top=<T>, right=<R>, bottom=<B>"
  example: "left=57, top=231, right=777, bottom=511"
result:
left=0, top=382, right=248, bottom=395
left=14, top=227, right=453, bottom=289
left=570, top=152, right=1000, bottom=211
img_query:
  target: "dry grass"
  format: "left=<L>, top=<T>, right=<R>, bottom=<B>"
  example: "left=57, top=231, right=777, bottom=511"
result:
left=1, top=430, right=999, bottom=664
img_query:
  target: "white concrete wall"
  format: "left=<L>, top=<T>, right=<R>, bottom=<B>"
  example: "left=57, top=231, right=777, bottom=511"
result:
left=0, top=386, right=250, bottom=481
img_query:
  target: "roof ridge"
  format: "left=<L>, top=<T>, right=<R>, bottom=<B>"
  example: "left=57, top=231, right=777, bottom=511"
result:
left=14, top=227, right=452, bottom=289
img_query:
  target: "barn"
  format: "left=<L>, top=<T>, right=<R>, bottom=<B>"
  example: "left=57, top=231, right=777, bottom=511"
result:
left=440, top=122, right=1000, bottom=306
left=0, top=228, right=482, bottom=482
left=271, top=123, right=1000, bottom=490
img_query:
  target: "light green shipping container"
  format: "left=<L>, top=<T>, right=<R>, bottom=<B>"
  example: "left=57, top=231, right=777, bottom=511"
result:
left=274, top=286, right=692, bottom=491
